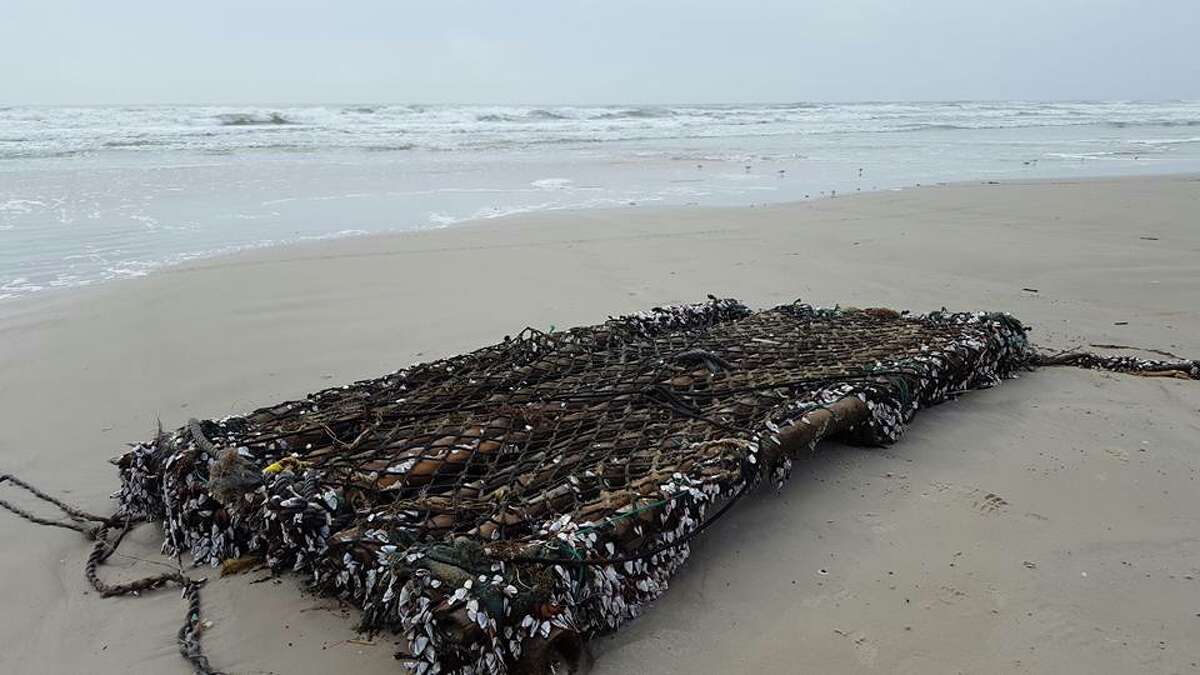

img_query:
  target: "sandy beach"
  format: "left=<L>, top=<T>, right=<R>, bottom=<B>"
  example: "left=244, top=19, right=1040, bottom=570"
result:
left=2, top=174, right=1198, bottom=674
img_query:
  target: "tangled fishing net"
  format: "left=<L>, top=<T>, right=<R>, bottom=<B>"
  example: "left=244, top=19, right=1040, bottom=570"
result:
left=8, top=297, right=1196, bottom=674
left=112, top=298, right=1035, bottom=673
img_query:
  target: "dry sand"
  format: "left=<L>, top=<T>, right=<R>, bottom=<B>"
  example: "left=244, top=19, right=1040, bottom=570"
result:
left=1, top=174, right=1198, bottom=674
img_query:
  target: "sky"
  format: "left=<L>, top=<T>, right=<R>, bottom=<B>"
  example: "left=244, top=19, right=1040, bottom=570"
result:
left=2, top=0, right=1197, bottom=104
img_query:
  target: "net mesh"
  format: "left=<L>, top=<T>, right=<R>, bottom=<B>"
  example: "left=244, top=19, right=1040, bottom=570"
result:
left=115, top=298, right=1030, bottom=674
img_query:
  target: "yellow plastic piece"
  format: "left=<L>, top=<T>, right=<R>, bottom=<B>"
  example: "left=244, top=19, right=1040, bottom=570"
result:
left=262, top=456, right=309, bottom=475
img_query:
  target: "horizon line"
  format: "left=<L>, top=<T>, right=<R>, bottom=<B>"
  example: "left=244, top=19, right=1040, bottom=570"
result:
left=4, top=98, right=1199, bottom=108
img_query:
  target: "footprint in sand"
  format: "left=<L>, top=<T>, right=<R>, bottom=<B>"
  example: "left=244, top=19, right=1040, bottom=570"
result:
left=924, top=481, right=1010, bottom=515
left=937, top=584, right=968, bottom=605
left=974, top=492, right=1009, bottom=514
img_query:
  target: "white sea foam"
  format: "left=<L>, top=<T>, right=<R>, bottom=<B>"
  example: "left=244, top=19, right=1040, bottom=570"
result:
left=427, top=213, right=460, bottom=226
left=233, top=212, right=282, bottom=220
left=531, top=178, right=574, bottom=190
left=1128, top=136, right=1200, bottom=146
left=297, top=229, right=370, bottom=241
left=1, top=277, right=44, bottom=294
left=1044, top=152, right=1128, bottom=161
left=1, top=198, right=46, bottom=213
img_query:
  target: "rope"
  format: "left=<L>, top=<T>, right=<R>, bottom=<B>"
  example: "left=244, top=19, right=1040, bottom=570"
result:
left=179, top=580, right=223, bottom=675
left=1034, top=351, right=1200, bottom=380
left=189, top=418, right=220, bottom=457
left=1, top=473, right=224, bottom=675
left=0, top=473, right=111, bottom=537
left=85, top=523, right=191, bottom=597
left=672, top=349, right=734, bottom=374
left=0, top=494, right=101, bottom=538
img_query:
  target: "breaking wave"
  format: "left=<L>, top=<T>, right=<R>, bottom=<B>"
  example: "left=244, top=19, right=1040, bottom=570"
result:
left=1107, top=119, right=1200, bottom=128
left=476, top=109, right=570, bottom=122
left=591, top=107, right=676, bottom=120
left=363, top=143, right=417, bottom=152
left=4, top=101, right=1200, bottom=160
left=214, top=112, right=297, bottom=126
left=896, top=123, right=976, bottom=132
left=102, top=139, right=162, bottom=148
left=527, top=108, right=568, bottom=120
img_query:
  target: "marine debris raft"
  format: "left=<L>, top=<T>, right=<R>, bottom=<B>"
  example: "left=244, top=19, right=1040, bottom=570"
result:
left=115, top=298, right=1033, bottom=674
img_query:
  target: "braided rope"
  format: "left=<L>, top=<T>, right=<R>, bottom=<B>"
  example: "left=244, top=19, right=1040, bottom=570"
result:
left=189, top=418, right=220, bottom=457
left=179, top=580, right=225, bottom=675
left=1035, top=351, right=1200, bottom=379
left=2, top=473, right=224, bottom=675
left=0, top=473, right=111, bottom=536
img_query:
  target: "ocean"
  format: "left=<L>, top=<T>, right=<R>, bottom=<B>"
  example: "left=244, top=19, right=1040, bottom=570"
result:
left=3, top=101, right=1200, bottom=301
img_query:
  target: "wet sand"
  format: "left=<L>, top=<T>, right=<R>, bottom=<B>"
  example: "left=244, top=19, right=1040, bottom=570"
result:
left=1, top=174, right=1198, bottom=674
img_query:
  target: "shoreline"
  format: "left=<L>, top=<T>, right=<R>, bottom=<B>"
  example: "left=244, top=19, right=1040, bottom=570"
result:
left=2, top=174, right=1198, bottom=674
left=3, top=171, right=1197, bottom=313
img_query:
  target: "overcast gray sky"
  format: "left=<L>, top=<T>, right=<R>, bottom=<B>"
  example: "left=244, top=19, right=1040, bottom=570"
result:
left=2, top=0, right=1197, bottom=104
